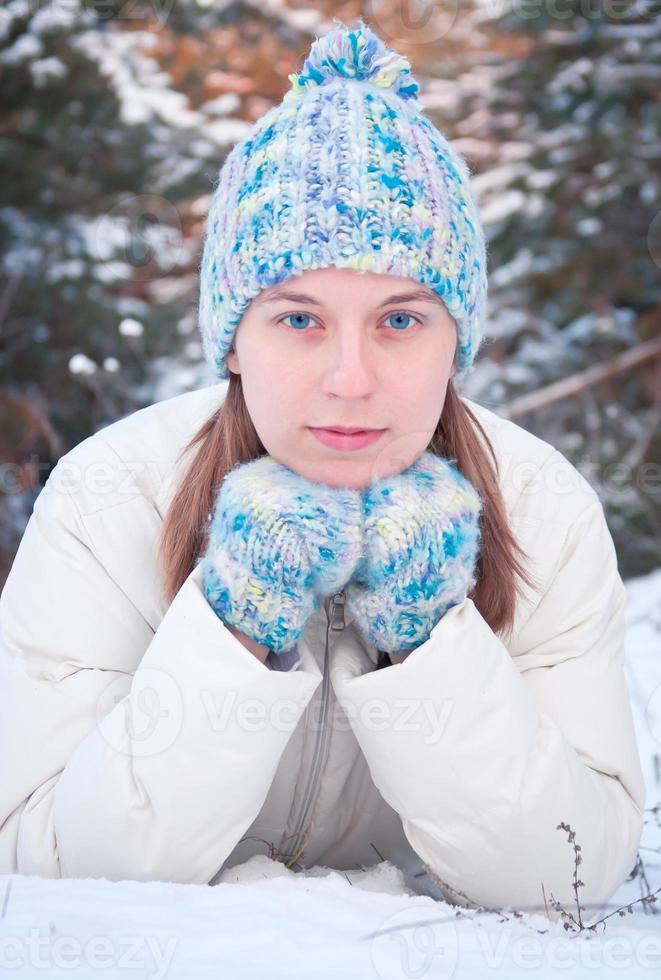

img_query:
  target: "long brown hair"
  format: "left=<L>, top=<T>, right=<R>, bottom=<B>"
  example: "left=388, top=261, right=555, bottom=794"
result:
left=158, top=373, right=539, bottom=639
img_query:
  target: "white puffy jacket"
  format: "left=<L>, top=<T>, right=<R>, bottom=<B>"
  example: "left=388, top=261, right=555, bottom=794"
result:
left=0, top=383, right=645, bottom=918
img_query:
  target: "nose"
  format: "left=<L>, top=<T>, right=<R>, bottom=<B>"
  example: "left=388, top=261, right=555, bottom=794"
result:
left=320, top=328, right=378, bottom=400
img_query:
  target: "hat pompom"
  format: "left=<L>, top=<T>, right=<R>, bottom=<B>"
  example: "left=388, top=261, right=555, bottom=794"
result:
left=287, top=21, right=420, bottom=103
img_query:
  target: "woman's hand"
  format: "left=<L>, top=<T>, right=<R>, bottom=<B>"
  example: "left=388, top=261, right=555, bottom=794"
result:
left=345, top=451, right=483, bottom=656
left=201, top=455, right=363, bottom=655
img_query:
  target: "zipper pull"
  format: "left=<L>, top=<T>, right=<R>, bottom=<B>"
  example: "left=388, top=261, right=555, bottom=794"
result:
left=326, top=589, right=346, bottom=632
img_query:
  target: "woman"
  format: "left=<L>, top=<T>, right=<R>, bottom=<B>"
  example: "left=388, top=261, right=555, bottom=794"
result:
left=0, top=22, right=644, bottom=921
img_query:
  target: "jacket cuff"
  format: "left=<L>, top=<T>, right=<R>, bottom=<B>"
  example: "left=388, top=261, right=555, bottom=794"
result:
left=266, top=644, right=302, bottom=672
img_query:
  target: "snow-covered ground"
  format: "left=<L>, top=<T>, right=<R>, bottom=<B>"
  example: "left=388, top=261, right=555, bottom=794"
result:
left=1, top=569, right=659, bottom=978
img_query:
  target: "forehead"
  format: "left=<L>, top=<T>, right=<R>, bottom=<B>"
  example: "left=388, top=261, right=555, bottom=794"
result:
left=253, top=269, right=442, bottom=307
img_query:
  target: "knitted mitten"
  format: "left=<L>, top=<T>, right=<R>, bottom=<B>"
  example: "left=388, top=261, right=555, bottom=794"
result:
left=345, top=451, right=483, bottom=655
left=201, top=455, right=363, bottom=654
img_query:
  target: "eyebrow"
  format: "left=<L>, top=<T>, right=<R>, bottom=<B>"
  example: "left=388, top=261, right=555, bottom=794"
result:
left=254, top=287, right=443, bottom=308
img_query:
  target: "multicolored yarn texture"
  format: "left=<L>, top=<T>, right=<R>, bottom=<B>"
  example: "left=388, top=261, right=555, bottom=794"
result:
left=198, top=19, right=488, bottom=383
left=201, top=450, right=483, bottom=658
left=345, top=450, right=483, bottom=655
left=200, top=454, right=363, bottom=653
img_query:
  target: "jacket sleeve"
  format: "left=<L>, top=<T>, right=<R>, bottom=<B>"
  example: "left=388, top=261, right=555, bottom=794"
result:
left=0, top=457, right=322, bottom=883
left=330, top=495, right=645, bottom=918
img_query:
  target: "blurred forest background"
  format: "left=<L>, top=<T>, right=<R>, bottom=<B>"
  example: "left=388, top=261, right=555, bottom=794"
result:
left=1, top=0, right=660, bottom=588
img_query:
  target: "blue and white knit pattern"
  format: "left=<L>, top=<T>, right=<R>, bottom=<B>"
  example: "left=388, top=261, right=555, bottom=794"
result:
left=201, top=454, right=363, bottom=653
left=345, top=450, right=483, bottom=654
left=198, top=20, right=488, bottom=383
left=202, top=450, right=483, bottom=660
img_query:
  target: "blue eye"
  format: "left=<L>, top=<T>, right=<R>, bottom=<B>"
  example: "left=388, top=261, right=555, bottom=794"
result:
left=278, top=311, right=421, bottom=332
left=385, top=311, right=420, bottom=331
left=280, top=313, right=315, bottom=330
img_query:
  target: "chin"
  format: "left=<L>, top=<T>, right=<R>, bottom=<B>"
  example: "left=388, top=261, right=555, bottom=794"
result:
left=274, top=455, right=363, bottom=490
left=309, top=459, right=377, bottom=491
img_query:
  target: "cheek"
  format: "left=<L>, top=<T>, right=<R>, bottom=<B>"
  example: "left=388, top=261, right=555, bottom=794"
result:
left=390, top=373, right=449, bottom=436
left=243, top=376, right=300, bottom=447
left=241, top=333, right=300, bottom=386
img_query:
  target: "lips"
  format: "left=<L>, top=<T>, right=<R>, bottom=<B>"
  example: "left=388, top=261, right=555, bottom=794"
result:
left=308, top=426, right=386, bottom=451
left=314, top=427, right=383, bottom=434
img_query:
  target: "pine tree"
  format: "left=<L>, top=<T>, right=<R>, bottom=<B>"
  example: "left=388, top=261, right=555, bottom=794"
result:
left=452, top=0, right=661, bottom=571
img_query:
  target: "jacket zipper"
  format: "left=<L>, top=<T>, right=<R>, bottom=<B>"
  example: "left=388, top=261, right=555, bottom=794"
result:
left=282, top=589, right=346, bottom=869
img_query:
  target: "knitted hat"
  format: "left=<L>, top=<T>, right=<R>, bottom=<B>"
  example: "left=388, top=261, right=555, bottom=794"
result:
left=198, top=20, right=488, bottom=383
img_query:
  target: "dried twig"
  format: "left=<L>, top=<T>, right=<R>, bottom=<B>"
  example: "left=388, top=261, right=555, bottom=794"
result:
left=549, top=821, right=660, bottom=934
left=501, top=338, right=661, bottom=418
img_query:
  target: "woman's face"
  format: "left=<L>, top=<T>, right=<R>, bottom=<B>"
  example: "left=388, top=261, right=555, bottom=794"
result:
left=226, top=266, right=457, bottom=489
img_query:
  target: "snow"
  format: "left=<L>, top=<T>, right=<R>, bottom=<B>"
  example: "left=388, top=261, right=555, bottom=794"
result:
left=549, top=58, right=594, bottom=95
left=0, top=853, right=659, bottom=977
left=480, top=189, right=526, bottom=226
left=242, top=0, right=328, bottom=33
left=30, top=56, right=68, bottom=87
left=0, top=33, right=43, bottom=65
left=0, top=11, right=12, bottom=43
left=30, top=1, right=94, bottom=35
left=577, top=217, right=604, bottom=236
left=204, top=118, right=255, bottom=146
left=0, top=569, right=659, bottom=977
left=490, top=249, right=534, bottom=288
left=199, top=93, right=242, bottom=116
left=525, top=170, right=559, bottom=191
left=0, top=0, right=94, bottom=50
left=118, top=318, right=144, bottom=338
left=150, top=357, right=217, bottom=402
left=68, top=353, right=96, bottom=375
left=70, top=30, right=205, bottom=130
left=45, top=259, right=85, bottom=283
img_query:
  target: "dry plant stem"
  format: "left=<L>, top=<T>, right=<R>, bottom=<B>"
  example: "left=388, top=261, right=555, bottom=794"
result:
left=240, top=818, right=660, bottom=939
